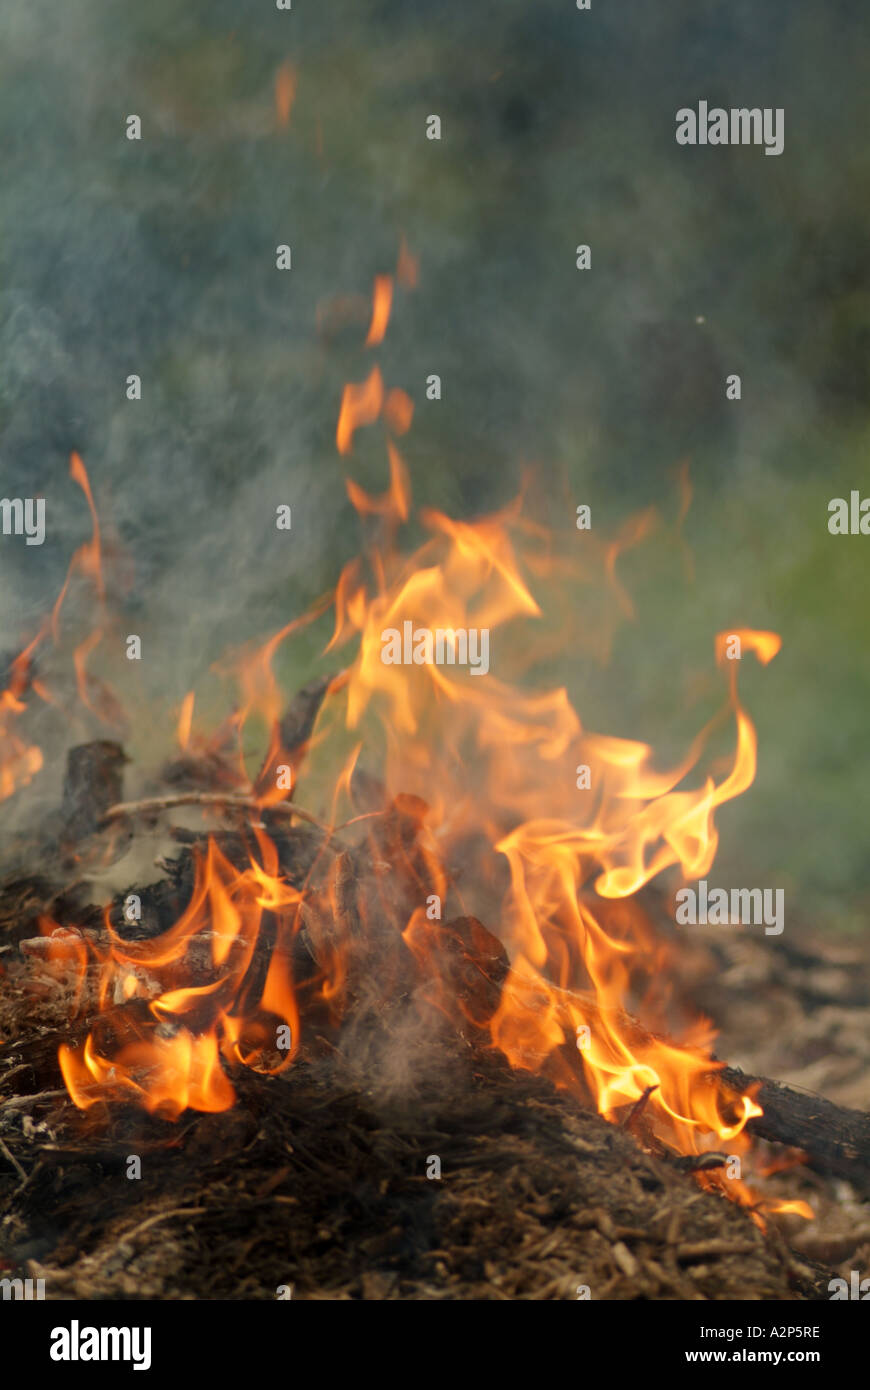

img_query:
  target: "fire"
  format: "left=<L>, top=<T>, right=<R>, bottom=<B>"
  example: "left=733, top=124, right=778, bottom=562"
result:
left=176, top=691, right=195, bottom=751
left=52, top=451, right=105, bottom=638
left=274, top=62, right=297, bottom=129
left=0, top=451, right=114, bottom=801
left=365, top=274, right=394, bottom=346
left=65, top=474, right=776, bottom=1195
left=322, top=481, right=782, bottom=1204
left=4, top=253, right=804, bottom=1221
left=0, top=636, right=44, bottom=802
left=383, top=386, right=414, bottom=437
left=345, top=442, right=410, bottom=523
left=335, top=368, right=415, bottom=455
left=396, top=234, right=419, bottom=289
left=58, top=832, right=301, bottom=1120
left=336, top=366, right=384, bottom=455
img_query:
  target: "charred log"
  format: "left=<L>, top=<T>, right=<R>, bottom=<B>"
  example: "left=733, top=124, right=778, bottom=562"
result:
left=61, top=741, right=127, bottom=841
left=718, top=1067, right=870, bottom=1195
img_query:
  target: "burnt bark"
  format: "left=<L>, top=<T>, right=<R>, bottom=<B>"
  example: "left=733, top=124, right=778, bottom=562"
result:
left=61, top=741, right=127, bottom=840
left=718, top=1066, right=870, bottom=1195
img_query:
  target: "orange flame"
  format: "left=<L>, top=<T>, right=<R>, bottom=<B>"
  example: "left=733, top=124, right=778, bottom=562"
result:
left=336, top=366, right=384, bottom=455
left=274, top=62, right=297, bottom=129
left=365, top=275, right=394, bottom=347
left=383, top=387, right=413, bottom=437
left=0, top=451, right=120, bottom=801
left=45, top=245, right=804, bottom=1225
left=177, top=691, right=195, bottom=750
left=396, top=234, right=419, bottom=290
left=52, top=452, right=105, bottom=639
left=345, top=441, right=410, bottom=523
left=0, top=634, right=44, bottom=801
left=59, top=834, right=301, bottom=1119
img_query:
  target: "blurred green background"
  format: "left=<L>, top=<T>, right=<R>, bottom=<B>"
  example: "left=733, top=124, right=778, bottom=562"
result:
left=1, top=0, right=869, bottom=926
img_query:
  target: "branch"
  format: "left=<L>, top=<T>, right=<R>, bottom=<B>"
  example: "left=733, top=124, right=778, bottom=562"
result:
left=99, top=793, right=329, bottom=833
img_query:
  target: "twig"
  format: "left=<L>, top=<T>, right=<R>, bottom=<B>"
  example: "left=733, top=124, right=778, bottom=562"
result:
left=621, top=1083, right=659, bottom=1132
left=0, top=1064, right=29, bottom=1086
left=118, top=1205, right=207, bottom=1246
left=0, top=1135, right=28, bottom=1183
left=0, top=1089, right=67, bottom=1111
left=673, top=1151, right=730, bottom=1174
left=99, top=793, right=330, bottom=833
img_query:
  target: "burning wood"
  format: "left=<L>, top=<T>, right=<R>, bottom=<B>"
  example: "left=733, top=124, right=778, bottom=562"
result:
left=0, top=498, right=813, bottom=1130
left=60, top=741, right=128, bottom=842
left=0, top=252, right=865, bottom=1305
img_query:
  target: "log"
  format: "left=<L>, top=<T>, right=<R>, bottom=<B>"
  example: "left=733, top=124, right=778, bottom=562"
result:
left=718, top=1066, right=870, bottom=1195
left=99, top=793, right=328, bottom=833
left=61, top=741, right=128, bottom=840
left=494, top=971, right=870, bottom=1193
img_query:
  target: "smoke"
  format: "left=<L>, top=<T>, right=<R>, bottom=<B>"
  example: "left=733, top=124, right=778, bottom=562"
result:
left=0, top=0, right=868, bottom=911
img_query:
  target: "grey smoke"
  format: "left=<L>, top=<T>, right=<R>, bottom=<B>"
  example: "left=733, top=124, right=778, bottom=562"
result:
left=0, top=0, right=867, bottom=918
